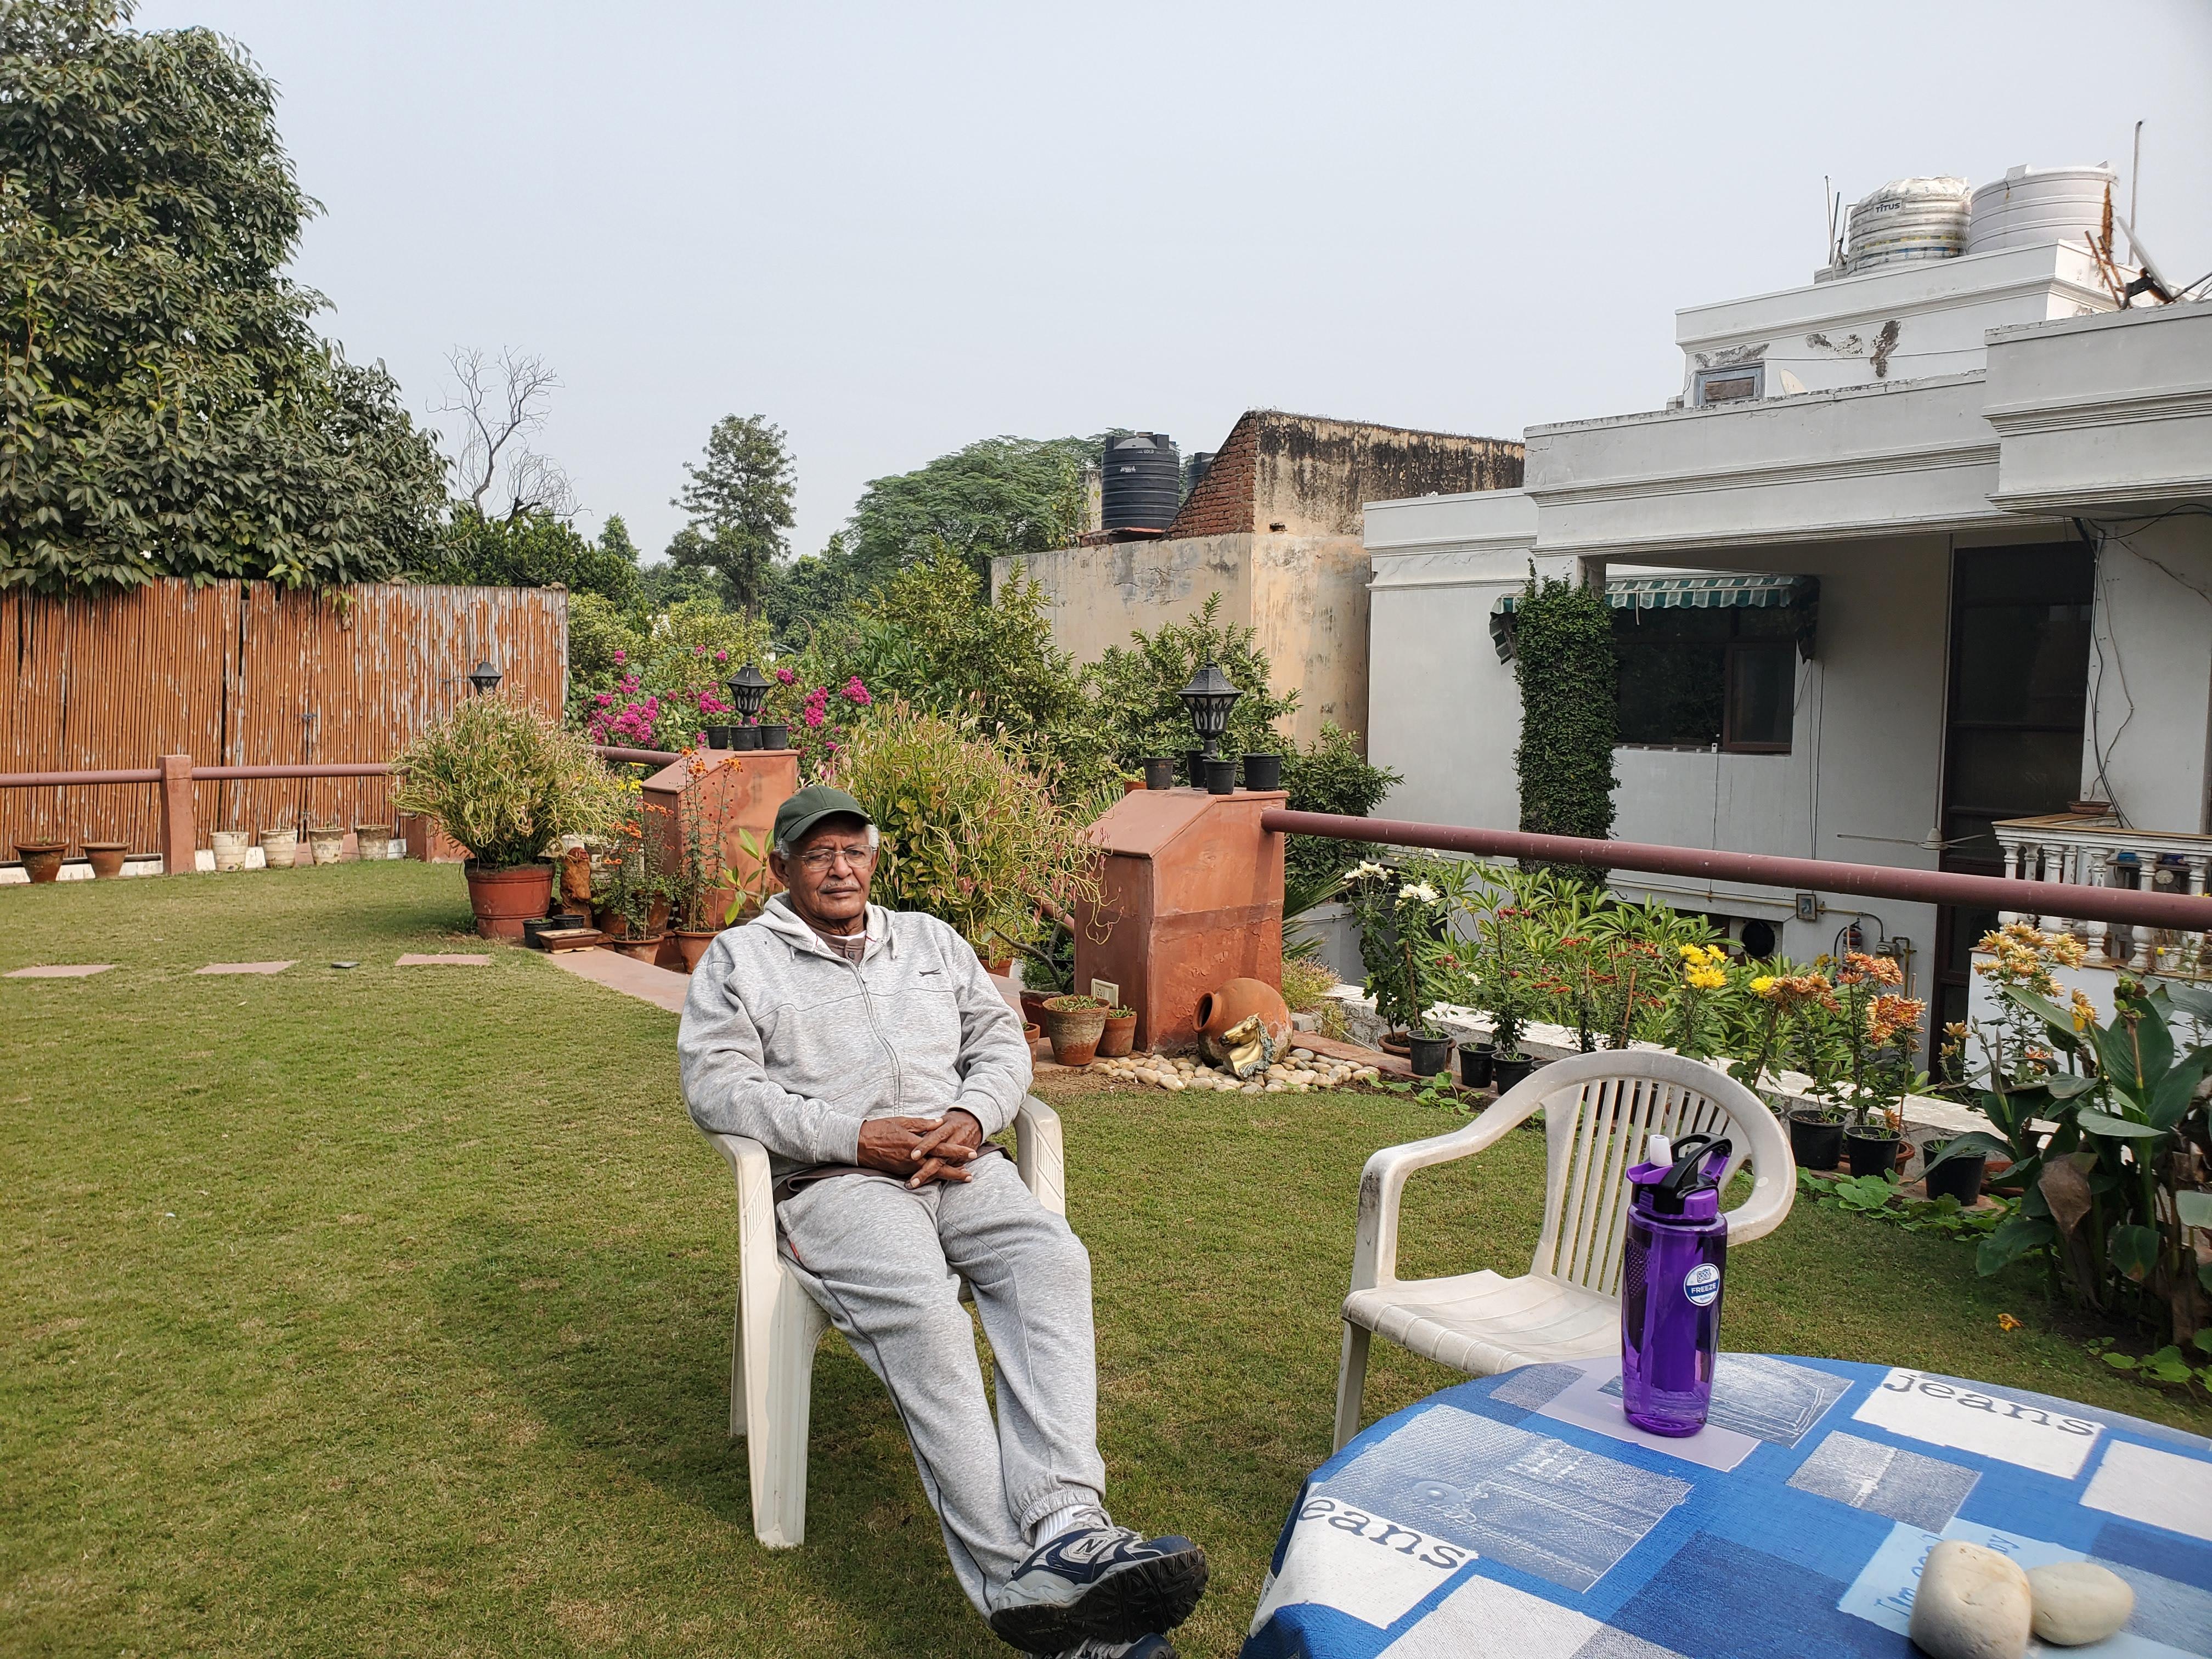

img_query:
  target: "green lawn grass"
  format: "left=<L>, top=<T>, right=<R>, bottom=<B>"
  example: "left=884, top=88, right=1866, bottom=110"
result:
left=4, top=863, right=2205, bottom=1657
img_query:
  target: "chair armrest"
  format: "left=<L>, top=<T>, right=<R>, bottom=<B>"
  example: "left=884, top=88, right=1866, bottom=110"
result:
left=702, top=1130, right=780, bottom=1286
left=1350, top=1092, right=1545, bottom=1296
left=1723, top=1141, right=1796, bottom=1247
left=1013, top=1096, right=1066, bottom=1217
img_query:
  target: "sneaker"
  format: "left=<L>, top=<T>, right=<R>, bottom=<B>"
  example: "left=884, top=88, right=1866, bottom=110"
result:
left=989, top=1525, right=1207, bottom=1655
left=1053, top=1638, right=1177, bottom=1659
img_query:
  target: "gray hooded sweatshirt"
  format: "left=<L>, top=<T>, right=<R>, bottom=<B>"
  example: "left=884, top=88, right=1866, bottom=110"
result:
left=677, top=895, right=1034, bottom=1181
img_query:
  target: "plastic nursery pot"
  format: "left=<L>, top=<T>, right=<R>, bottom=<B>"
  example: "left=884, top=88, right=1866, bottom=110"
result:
left=1458, top=1041, right=1494, bottom=1091
left=732, top=725, right=761, bottom=751
left=1924, top=1151, right=1988, bottom=1206
left=704, top=724, right=734, bottom=749
left=1204, top=757, right=1238, bottom=796
left=756, top=723, right=792, bottom=750
left=1040, top=996, right=1109, bottom=1066
left=1183, top=749, right=1206, bottom=788
left=1241, top=753, right=1283, bottom=791
left=1141, top=758, right=1176, bottom=791
left=1491, top=1053, right=1534, bottom=1094
left=14, top=840, right=66, bottom=883
left=464, top=861, right=554, bottom=940
left=1844, top=1130, right=1906, bottom=1180
left=1407, top=1031, right=1454, bottom=1078
left=82, top=840, right=128, bottom=879
left=1788, top=1110, right=1845, bottom=1172
left=1096, top=1009, right=1138, bottom=1058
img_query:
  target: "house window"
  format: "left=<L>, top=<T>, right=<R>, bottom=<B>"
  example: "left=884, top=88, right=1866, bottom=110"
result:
left=1693, top=365, right=1764, bottom=407
left=1613, top=606, right=1797, bottom=752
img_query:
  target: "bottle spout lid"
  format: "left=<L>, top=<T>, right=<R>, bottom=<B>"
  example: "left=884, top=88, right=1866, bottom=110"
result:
left=1646, top=1133, right=1672, bottom=1168
left=1646, top=1133, right=1733, bottom=1215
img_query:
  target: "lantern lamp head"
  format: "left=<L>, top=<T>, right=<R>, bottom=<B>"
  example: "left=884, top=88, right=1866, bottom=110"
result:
left=727, top=662, right=771, bottom=724
left=467, top=658, right=503, bottom=696
left=1178, top=658, right=1241, bottom=759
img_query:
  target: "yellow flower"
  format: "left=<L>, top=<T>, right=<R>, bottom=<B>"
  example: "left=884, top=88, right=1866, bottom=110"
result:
left=1997, top=1313, right=2022, bottom=1332
left=1686, top=966, right=1728, bottom=990
left=1750, top=975, right=1778, bottom=997
left=1678, top=944, right=1703, bottom=961
left=2069, top=990, right=2097, bottom=1032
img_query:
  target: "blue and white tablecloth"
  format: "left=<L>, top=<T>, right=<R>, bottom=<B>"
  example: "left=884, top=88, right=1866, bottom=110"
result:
left=1243, top=1355, right=2212, bottom=1658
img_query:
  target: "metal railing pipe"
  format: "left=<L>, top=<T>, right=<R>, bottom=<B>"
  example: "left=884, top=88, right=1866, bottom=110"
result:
left=593, top=745, right=682, bottom=766
left=0, top=768, right=163, bottom=787
left=1259, top=809, right=2212, bottom=934
left=190, top=764, right=394, bottom=781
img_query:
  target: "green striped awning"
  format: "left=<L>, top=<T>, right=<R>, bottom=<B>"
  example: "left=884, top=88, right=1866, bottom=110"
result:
left=1489, top=573, right=1819, bottom=661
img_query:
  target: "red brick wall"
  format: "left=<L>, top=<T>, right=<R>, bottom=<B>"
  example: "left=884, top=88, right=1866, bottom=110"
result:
left=1164, top=413, right=1262, bottom=539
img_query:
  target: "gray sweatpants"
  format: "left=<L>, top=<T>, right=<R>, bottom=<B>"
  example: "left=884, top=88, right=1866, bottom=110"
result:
left=776, top=1152, right=1107, bottom=1615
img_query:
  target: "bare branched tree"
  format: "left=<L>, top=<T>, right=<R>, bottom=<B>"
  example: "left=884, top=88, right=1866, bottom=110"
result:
left=434, top=347, right=577, bottom=521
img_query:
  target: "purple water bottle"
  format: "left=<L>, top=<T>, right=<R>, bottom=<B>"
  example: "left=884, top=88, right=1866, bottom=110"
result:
left=1620, top=1132, right=1731, bottom=1436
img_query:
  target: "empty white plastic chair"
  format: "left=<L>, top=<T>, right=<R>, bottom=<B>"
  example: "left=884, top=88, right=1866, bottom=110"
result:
left=701, top=1096, right=1068, bottom=1548
left=1333, top=1050, right=1793, bottom=1451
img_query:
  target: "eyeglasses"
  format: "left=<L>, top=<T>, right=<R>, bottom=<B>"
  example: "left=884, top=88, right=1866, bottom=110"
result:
left=791, top=844, right=874, bottom=873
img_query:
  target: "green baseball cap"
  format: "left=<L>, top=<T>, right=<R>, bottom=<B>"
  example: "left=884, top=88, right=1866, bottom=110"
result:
left=773, top=785, right=873, bottom=853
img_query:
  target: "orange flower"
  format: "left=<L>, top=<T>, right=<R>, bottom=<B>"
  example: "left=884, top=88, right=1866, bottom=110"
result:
left=1867, top=994, right=1926, bottom=1046
left=1997, top=1313, right=2022, bottom=1332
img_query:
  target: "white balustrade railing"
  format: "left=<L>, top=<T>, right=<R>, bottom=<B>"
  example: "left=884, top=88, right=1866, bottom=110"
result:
left=1993, top=812, right=2212, bottom=978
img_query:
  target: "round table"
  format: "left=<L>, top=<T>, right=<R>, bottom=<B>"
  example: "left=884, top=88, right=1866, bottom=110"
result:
left=1242, top=1355, right=2212, bottom=1658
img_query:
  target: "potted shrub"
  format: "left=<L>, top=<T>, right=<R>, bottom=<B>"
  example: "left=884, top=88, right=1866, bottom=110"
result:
left=1458, top=1040, right=1493, bottom=1091
left=392, top=693, right=624, bottom=940
left=1041, top=995, right=1109, bottom=1066
left=1830, top=952, right=1922, bottom=1178
left=81, top=839, right=128, bottom=879
left=1241, top=747, right=1283, bottom=792
left=1921, top=1137, right=1987, bottom=1206
left=14, top=838, right=66, bottom=882
left=1097, top=1006, right=1138, bottom=1058
left=1788, top=1103, right=1846, bottom=1172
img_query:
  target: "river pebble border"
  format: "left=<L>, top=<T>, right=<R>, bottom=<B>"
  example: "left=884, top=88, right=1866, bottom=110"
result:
left=1091, top=1046, right=1383, bottom=1094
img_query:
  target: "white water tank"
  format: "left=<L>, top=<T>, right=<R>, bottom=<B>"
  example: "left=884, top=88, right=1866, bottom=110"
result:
left=1966, top=164, right=2117, bottom=255
left=1843, top=176, right=1970, bottom=273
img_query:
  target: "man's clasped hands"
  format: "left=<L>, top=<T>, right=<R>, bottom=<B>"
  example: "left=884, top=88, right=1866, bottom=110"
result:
left=856, top=1108, right=989, bottom=1189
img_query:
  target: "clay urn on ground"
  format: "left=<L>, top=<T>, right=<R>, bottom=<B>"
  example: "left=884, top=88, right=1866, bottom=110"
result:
left=14, top=840, right=67, bottom=882
left=1197, top=977, right=1291, bottom=1068
left=82, top=840, right=129, bottom=879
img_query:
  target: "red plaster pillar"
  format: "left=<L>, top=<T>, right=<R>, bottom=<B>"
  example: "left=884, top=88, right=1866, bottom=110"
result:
left=1073, top=787, right=1286, bottom=1053
left=157, top=754, right=196, bottom=874
left=639, top=748, right=800, bottom=966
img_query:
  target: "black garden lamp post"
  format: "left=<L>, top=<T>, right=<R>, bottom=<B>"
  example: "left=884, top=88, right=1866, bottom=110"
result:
left=727, top=662, right=771, bottom=750
left=467, top=657, right=503, bottom=696
left=1179, top=658, right=1242, bottom=794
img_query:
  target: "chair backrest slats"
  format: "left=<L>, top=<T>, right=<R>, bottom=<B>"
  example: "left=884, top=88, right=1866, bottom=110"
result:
left=1531, top=1065, right=1756, bottom=1297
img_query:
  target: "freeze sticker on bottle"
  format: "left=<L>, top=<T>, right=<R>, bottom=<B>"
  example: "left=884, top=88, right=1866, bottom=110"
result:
left=1683, top=1263, right=1721, bottom=1307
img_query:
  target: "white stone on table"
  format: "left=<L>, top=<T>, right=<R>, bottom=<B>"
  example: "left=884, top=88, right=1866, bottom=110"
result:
left=2027, top=1561, right=2132, bottom=1646
left=1910, top=1541, right=2032, bottom=1659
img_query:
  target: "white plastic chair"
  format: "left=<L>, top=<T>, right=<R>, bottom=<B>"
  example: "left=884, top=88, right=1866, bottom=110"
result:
left=700, top=1097, right=1067, bottom=1548
left=1333, top=1050, right=1793, bottom=1451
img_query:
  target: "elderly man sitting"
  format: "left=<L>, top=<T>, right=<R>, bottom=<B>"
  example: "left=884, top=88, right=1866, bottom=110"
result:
left=678, top=786, right=1208, bottom=1658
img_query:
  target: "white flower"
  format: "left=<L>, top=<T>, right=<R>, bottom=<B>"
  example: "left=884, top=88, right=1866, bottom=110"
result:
left=1349, top=861, right=1390, bottom=881
left=1400, top=882, right=1440, bottom=904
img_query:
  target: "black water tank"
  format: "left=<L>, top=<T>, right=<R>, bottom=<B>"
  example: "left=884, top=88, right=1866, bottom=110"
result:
left=1182, top=450, right=1215, bottom=501
left=1102, top=432, right=1180, bottom=531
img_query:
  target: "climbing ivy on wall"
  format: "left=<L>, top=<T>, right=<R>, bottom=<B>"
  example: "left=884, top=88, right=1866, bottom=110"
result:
left=1511, top=570, right=1617, bottom=879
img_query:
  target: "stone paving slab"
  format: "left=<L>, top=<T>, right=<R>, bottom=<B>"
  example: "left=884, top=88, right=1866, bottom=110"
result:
left=195, top=961, right=297, bottom=975
left=6, top=963, right=116, bottom=978
left=396, top=953, right=490, bottom=967
left=548, top=946, right=690, bottom=1014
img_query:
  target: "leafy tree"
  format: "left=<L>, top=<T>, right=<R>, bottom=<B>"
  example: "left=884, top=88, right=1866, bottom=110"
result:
left=1090, top=593, right=1298, bottom=766
left=1282, top=723, right=1402, bottom=887
left=765, top=532, right=869, bottom=645
left=670, top=414, right=794, bottom=614
left=411, top=506, right=639, bottom=604
left=565, top=593, right=642, bottom=720
left=637, top=544, right=725, bottom=613
left=847, top=435, right=1093, bottom=588
left=0, top=1, right=447, bottom=592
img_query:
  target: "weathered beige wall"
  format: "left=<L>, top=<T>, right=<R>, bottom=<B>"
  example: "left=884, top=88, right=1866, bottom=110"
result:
left=995, top=532, right=1365, bottom=750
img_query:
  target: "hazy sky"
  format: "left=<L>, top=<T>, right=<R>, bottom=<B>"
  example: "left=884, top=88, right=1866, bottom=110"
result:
left=137, top=1, right=2212, bottom=563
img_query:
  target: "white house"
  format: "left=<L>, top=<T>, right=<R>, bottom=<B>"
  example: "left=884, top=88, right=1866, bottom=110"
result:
left=1364, top=168, right=2212, bottom=1053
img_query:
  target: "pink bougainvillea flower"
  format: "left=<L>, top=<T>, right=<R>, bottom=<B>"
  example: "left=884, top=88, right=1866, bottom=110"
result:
left=695, top=644, right=707, bottom=656
left=595, top=692, right=612, bottom=707
left=715, top=650, right=728, bottom=663
left=775, top=667, right=797, bottom=685
left=612, top=650, right=626, bottom=664
left=842, top=677, right=872, bottom=706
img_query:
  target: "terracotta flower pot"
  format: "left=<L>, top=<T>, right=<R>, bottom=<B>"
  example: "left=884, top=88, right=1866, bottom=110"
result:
left=1019, top=989, right=1053, bottom=1028
left=606, top=933, right=665, bottom=963
left=673, top=928, right=718, bottom=972
left=211, top=829, right=252, bottom=872
left=258, top=827, right=298, bottom=869
left=356, top=824, right=393, bottom=862
left=82, top=840, right=128, bottom=879
left=1096, top=1010, right=1138, bottom=1058
left=464, top=861, right=554, bottom=939
left=15, top=840, right=66, bottom=883
left=1378, top=1030, right=1412, bottom=1057
left=307, top=826, right=347, bottom=866
left=647, top=895, right=672, bottom=935
left=1196, top=977, right=1291, bottom=1066
left=1041, top=996, right=1109, bottom=1066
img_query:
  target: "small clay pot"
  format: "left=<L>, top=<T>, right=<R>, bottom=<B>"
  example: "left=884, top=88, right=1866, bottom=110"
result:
left=1379, top=1030, right=1412, bottom=1057
left=1096, top=1010, right=1138, bottom=1058
left=14, top=840, right=66, bottom=883
left=646, top=895, right=672, bottom=935
left=1041, top=996, right=1109, bottom=1066
left=673, top=929, right=718, bottom=972
left=82, top=840, right=129, bottom=879
left=1019, top=989, right=1053, bottom=1028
